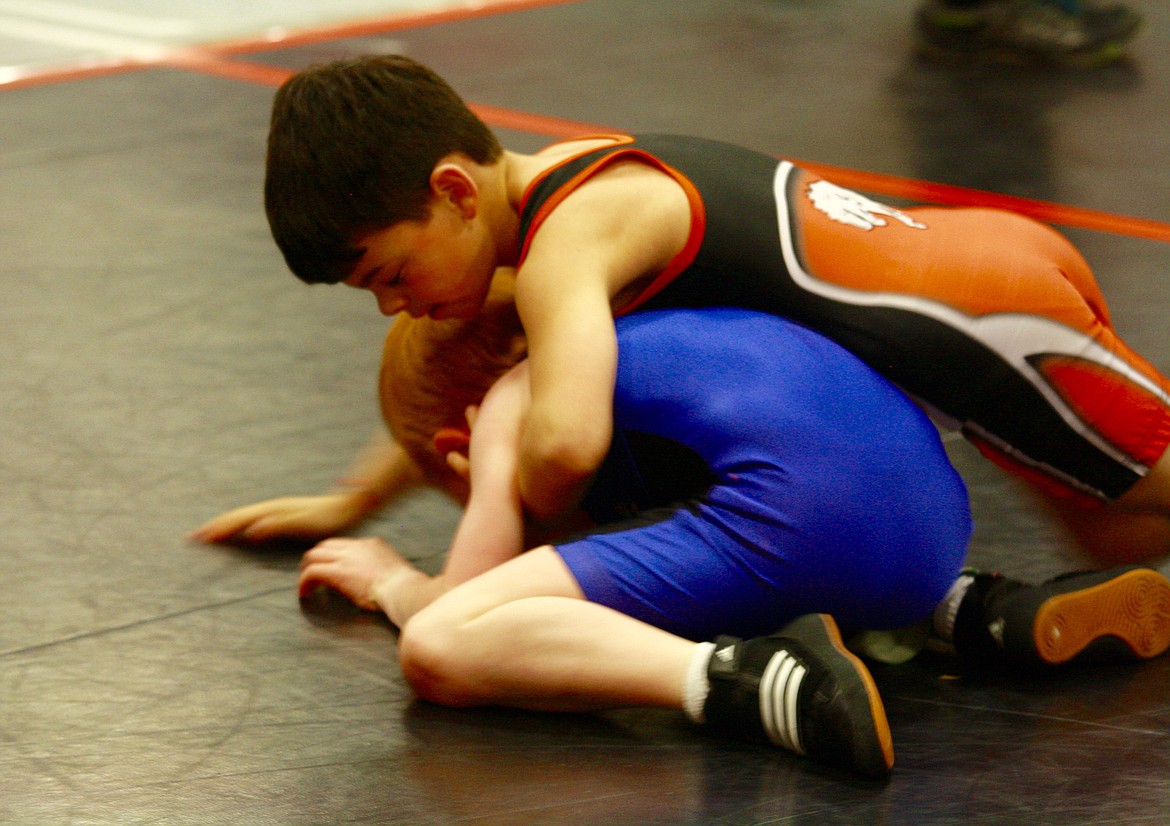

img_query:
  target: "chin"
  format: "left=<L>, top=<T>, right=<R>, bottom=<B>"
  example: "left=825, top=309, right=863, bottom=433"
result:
left=432, top=306, right=476, bottom=321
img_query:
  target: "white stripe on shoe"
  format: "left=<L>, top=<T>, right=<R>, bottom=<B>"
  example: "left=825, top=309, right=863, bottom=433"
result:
left=759, top=650, right=807, bottom=755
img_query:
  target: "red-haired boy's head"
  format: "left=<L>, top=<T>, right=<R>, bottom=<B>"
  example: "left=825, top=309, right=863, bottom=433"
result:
left=379, top=271, right=526, bottom=500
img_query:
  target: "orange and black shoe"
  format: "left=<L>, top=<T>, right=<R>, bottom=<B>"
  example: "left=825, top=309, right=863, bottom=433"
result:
left=953, top=566, right=1170, bottom=669
left=703, top=614, right=894, bottom=778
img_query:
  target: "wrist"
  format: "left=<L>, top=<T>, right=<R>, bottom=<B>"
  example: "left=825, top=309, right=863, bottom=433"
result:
left=372, top=566, right=431, bottom=624
left=332, top=478, right=384, bottom=514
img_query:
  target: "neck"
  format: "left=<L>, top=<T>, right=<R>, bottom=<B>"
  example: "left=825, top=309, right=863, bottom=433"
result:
left=493, top=150, right=540, bottom=265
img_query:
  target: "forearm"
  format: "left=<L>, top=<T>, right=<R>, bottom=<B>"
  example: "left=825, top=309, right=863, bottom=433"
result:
left=332, top=428, right=425, bottom=514
left=514, top=286, right=617, bottom=524
left=442, top=365, right=530, bottom=581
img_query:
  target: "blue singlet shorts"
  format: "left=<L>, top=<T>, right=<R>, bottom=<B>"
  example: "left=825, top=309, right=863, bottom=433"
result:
left=555, top=308, right=972, bottom=641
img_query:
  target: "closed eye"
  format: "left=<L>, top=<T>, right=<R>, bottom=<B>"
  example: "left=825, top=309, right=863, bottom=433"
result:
left=371, top=265, right=404, bottom=289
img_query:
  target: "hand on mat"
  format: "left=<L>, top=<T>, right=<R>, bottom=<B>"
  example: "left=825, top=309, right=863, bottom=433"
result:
left=298, top=536, right=414, bottom=612
left=190, top=493, right=370, bottom=544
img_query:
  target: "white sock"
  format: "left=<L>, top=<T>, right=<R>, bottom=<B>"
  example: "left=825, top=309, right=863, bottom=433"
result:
left=682, top=642, right=716, bottom=724
left=932, top=573, right=975, bottom=643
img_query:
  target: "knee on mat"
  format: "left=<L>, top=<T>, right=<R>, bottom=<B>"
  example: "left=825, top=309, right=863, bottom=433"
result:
left=398, top=608, right=484, bottom=707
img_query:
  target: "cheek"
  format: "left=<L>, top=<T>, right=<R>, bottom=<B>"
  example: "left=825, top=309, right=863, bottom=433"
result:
left=438, top=247, right=481, bottom=292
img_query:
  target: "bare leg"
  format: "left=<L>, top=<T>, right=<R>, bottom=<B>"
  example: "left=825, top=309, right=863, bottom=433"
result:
left=1045, top=501, right=1170, bottom=566
left=1042, top=448, right=1170, bottom=567
left=398, top=546, right=695, bottom=711
left=397, top=545, right=895, bottom=776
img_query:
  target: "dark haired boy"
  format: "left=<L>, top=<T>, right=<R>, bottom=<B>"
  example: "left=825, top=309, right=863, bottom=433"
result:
left=263, top=55, right=1170, bottom=567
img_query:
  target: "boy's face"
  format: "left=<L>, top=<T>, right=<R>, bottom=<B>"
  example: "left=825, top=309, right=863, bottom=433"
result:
left=344, top=197, right=494, bottom=320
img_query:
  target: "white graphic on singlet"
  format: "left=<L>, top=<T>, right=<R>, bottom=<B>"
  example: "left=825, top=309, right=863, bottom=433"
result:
left=774, top=161, right=1170, bottom=491
left=806, top=180, right=926, bottom=231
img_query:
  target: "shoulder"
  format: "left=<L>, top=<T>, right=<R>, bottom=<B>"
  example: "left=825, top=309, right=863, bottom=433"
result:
left=513, top=137, right=697, bottom=296
left=532, top=152, right=689, bottom=244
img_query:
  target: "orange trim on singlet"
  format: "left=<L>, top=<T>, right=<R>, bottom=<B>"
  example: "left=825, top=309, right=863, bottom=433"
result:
left=615, top=158, right=706, bottom=315
left=516, top=135, right=635, bottom=266
left=515, top=136, right=707, bottom=309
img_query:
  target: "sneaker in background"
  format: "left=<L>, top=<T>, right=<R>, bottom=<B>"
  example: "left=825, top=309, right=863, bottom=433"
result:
left=915, top=0, right=1142, bottom=66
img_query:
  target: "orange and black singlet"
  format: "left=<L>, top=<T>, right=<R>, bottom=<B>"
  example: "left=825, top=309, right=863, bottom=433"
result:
left=517, top=133, right=1170, bottom=502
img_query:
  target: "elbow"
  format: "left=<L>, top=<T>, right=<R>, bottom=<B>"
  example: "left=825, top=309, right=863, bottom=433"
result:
left=536, top=434, right=608, bottom=483
left=520, top=428, right=609, bottom=519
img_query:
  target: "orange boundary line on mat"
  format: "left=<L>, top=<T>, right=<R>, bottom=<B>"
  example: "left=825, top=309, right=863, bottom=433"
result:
left=158, top=53, right=611, bottom=143
left=143, top=55, right=1170, bottom=242
left=0, top=0, right=579, bottom=90
left=0, top=59, right=146, bottom=90
left=210, top=0, right=581, bottom=55
left=160, top=51, right=294, bottom=87
left=3, top=2, right=1167, bottom=244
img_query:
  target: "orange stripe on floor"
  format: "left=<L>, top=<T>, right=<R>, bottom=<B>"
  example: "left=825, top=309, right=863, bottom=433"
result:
left=4, top=4, right=1166, bottom=246
left=210, top=0, right=584, bottom=56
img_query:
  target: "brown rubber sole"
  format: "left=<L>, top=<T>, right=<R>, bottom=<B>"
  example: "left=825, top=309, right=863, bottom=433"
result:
left=1031, top=568, right=1170, bottom=665
left=815, top=614, right=895, bottom=776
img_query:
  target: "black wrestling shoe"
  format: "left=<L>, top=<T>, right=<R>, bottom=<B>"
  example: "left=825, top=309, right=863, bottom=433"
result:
left=953, top=566, right=1170, bottom=669
left=703, top=614, right=894, bottom=777
left=915, top=0, right=1142, bottom=67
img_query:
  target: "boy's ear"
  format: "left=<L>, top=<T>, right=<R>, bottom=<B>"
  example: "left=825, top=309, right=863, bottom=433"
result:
left=433, top=426, right=471, bottom=458
left=430, top=162, right=479, bottom=219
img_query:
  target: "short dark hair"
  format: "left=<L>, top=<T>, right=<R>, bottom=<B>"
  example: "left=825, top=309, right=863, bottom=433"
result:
left=265, top=55, right=503, bottom=284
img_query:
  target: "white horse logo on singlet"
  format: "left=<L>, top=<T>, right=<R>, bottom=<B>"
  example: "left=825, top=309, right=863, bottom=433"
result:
left=806, top=180, right=926, bottom=231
